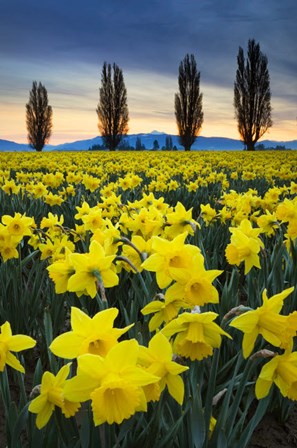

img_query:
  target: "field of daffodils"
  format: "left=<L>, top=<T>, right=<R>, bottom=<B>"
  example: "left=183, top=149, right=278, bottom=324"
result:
left=1, top=150, right=297, bottom=448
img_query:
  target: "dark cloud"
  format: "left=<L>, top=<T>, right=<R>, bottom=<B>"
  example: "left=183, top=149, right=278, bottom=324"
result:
left=0, top=0, right=296, bottom=141
left=1, top=0, right=296, bottom=81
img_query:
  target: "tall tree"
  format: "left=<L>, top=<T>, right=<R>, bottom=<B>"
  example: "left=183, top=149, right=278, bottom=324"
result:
left=135, top=136, right=142, bottom=151
left=96, top=62, right=129, bottom=151
left=153, top=139, right=159, bottom=150
left=234, top=39, right=272, bottom=151
left=165, top=135, right=173, bottom=150
left=175, top=54, right=203, bottom=151
left=26, top=81, right=53, bottom=152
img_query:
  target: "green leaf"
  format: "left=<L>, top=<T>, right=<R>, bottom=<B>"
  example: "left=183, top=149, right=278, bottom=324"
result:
left=10, top=403, right=30, bottom=448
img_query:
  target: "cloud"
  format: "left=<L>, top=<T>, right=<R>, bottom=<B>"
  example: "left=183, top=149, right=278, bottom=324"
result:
left=2, top=0, right=296, bottom=75
left=0, top=0, right=296, bottom=143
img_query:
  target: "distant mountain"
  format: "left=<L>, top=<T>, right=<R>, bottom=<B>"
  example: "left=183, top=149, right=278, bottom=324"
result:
left=53, top=137, right=103, bottom=151
left=0, top=133, right=296, bottom=152
left=0, top=139, right=55, bottom=152
left=0, top=139, right=32, bottom=151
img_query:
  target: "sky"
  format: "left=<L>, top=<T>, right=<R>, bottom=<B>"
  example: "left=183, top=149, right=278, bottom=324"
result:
left=0, top=0, right=296, bottom=145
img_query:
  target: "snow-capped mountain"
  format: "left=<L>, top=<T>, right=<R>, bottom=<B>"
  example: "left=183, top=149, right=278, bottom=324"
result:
left=0, top=132, right=296, bottom=152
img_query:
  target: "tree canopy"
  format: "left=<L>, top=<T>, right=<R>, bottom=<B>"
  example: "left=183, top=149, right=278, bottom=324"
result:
left=26, top=81, right=53, bottom=152
left=96, top=63, right=129, bottom=151
left=175, top=54, right=203, bottom=151
left=234, top=39, right=272, bottom=151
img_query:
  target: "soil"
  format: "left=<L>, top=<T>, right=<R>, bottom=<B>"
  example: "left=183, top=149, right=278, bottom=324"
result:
left=248, top=405, right=297, bottom=448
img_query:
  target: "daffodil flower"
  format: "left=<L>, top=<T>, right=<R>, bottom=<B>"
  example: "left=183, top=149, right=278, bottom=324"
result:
left=0, top=232, right=20, bottom=262
left=162, top=311, right=231, bottom=361
left=29, top=363, right=80, bottom=429
left=141, top=294, right=187, bottom=331
left=138, top=332, right=189, bottom=404
left=164, top=202, right=199, bottom=238
left=166, top=252, right=222, bottom=307
left=63, top=340, right=159, bottom=425
left=229, top=287, right=294, bottom=358
left=67, top=240, right=119, bottom=298
left=0, top=321, right=36, bottom=372
left=225, top=218, right=264, bottom=274
left=47, top=248, right=75, bottom=293
left=200, top=203, right=217, bottom=226
left=256, top=210, right=279, bottom=237
left=50, top=306, right=133, bottom=359
left=255, top=348, right=297, bottom=400
left=141, top=232, right=201, bottom=289
left=2, top=212, right=34, bottom=239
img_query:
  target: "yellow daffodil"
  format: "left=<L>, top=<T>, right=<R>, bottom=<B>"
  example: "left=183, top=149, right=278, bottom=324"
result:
left=0, top=321, right=36, bottom=372
left=40, top=212, right=64, bottom=234
left=44, top=192, right=64, bottom=206
left=29, top=363, right=80, bottom=429
left=67, top=240, right=119, bottom=298
left=125, top=206, right=164, bottom=239
left=165, top=252, right=222, bottom=307
left=81, top=207, right=105, bottom=232
left=141, top=232, right=200, bottom=289
left=289, top=181, right=297, bottom=195
left=276, top=198, right=297, bottom=223
left=50, top=307, right=133, bottom=359
left=162, top=311, right=231, bottom=361
left=91, top=220, right=122, bottom=256
left=82, top=174, right=101, bottom=192
left=0, top=232, right=20, bottom=262
left=164, top=202, right=199, bottom=238
left=200, top=203, right=217, bottom=226
left=225, top=219, right=264, bottom=274
left=31, top=182, right=48, bottom=199
left=119, top=235, right=152, bottom=273
left=39, top=235, right=75, bottom=261
left=2, top=212, right=34, bottom=239
left=138, top=332, right=189, bottom=404
left=256, top=211, right=279, bottom=237
left=229, top=287, right=294, bottom=358
left=141, top=294, right=188, bottom=331
left=75, top=201, right=91, bottom=221
left=285, top=219, right=297, bottom=247
left=63, top=340, right=159, bottom=425
left=47, top=249, right=75, bottom=293
left=255, top=349, right=297, bottom=400
left=2, top=179, right=21, bottom=195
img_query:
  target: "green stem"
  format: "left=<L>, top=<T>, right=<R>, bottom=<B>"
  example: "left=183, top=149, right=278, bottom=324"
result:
left=93, top=270, right=108, bottom=306
left=95, top=292, right=109, bottom=310
left=16, top=369, right=27, bottom=408
left=203, top=348, right=220, bottom=447
left=225, top=357, right=256, bottom=439
left=116, top=255, right=150, bottom=300
left=119, top=237, right=146, bottom=262
left=54, top=409, right=69, bottom=447
left=0, top=368, right=11, bottom=417
left=211, top=351, right=242, bottom=441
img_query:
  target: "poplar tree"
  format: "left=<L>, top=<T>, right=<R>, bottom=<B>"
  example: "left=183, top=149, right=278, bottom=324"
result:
left=234, top=39, right=272, bottom=151
left=165, top=135, right=173, bottom=150
left=96, top=62, right=129, bottom=151
left=26, top=81, right=53, bottom=152
left=175, top=54, right=203, bottom=151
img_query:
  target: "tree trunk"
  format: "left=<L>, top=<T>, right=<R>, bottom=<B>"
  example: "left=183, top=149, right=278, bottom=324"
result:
left=246, top=141, right=255, bottom=151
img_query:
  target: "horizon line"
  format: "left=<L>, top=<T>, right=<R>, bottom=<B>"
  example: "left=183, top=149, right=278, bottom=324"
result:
left=1, top=132, right=296, bottom=146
